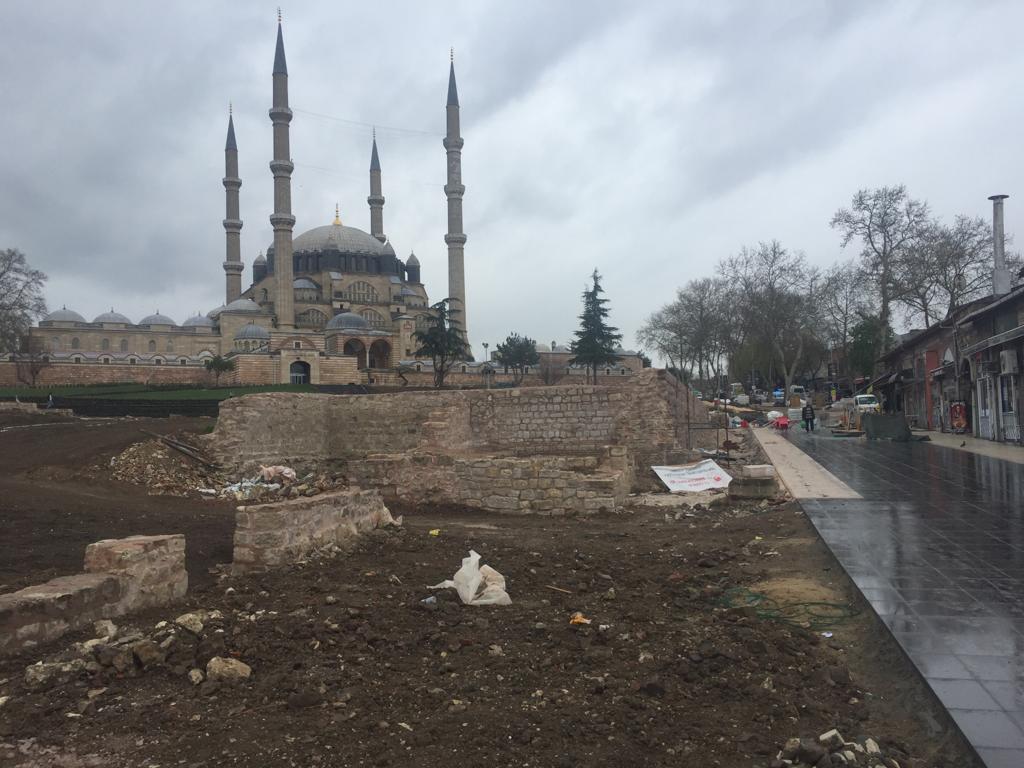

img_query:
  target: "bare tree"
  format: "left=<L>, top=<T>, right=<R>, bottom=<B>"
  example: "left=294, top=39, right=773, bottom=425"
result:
left=15, top=332, right=50, bottom=386
left=0, top=248, right=48, bottom=353
left=831, top=186, right=930, bottom=354
left=819, top=261, right=872, bottom=378
left=723, top=241, right=820, bottom=395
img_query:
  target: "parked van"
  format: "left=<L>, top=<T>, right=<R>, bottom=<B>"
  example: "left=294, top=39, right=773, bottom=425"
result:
left=853, top=394, right=881, bottom=413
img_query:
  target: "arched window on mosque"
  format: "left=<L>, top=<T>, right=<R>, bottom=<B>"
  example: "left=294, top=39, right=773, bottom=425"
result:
left=101, top=338, right=110, bottom=351
left=120, top=339, right=129, bottom=353
left=147, top=340, right=156, bottom=353
left=359, top=308, right=386, bottom=329
left=344, top=281, right=378, bottom=304
left=297, top=308, right=328, bottom=329
left=71, top=337, right=80, bottom=350
left=166, top=340, right=174, bottom=353
left=51, top=337, right=61, bottom=351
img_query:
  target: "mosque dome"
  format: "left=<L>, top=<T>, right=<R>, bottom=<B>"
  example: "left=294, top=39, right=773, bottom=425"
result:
left=183, top=314, right=215, bottom=328
left=206, top=305, right=227, bottom=318
left=42, top=307, right=86, bottom=323
left=222, top=298, right=262, bottom=313
left=253, top=253, right=267, bottom=265
left=291, top=223, right=386, bottom=256
left=326, top=312, right=370, bottom=331
left=93, top=310, right=132, bottom=324
left=234, top=323, right=271, bottom=340
left=139, top=312, right=177, bottom=326
left=293, top=277, right=319, bottom=290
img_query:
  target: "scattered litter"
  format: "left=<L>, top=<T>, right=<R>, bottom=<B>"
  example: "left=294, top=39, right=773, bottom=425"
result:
left=428, top=529, right=441, bottom=537
left=259, top=464, right=297, bottom=484
left=569, top=612, right=592, bottom=626
left=766, top=410, right=784, bottom=420
left=821, top=631, right=834, bottom=638
left=429, top=550, right=511, bottom=606
left=652, top=460, right=733, bottom=493
left=420, top=596, right=437, bottom=605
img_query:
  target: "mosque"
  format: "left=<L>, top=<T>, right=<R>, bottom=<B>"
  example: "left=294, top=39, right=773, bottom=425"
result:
left=19, top=19, right=469, bottom=386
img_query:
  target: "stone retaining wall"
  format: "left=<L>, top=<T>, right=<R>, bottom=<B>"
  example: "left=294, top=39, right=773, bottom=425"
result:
left=0, top=535, right=187, bottom=656
left=233, top=488, right=392, bottom=571
left=208, top=370, right=710, bottom=515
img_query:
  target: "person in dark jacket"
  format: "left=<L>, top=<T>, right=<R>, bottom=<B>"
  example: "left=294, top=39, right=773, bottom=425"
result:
left=801, top=402, right=816, bottom=432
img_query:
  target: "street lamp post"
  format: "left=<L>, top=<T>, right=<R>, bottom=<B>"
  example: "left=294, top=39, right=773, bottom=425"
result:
left=482, top=342, right=491, bottom=389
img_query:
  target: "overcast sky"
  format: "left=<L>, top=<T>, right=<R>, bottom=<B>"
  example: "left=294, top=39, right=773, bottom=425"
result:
left=2, top=1, right=1022, bottom=360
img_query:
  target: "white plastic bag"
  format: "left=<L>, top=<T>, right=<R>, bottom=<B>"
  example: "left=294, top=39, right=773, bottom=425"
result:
left=429, top=550, right=511, bottom=606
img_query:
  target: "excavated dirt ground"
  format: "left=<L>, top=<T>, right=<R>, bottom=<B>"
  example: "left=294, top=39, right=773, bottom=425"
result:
left=0, top=412, right=978, bottom=767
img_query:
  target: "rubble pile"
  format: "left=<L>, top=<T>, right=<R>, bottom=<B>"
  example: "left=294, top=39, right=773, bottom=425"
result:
left=772, top=729, right=909, bottom=768
left=19, top=609, right=249, bottom=703
left=108, top=438, right=346, bottom=500
left=109, top=440, right=223, bottom=496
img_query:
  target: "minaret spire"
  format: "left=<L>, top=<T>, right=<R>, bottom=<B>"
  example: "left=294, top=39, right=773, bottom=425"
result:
left=444, top=50, right=469, bottom=347
left=222, top=106, right=243, bottom=302
left=368, top=128, right=385, bottom=243
left=269, top=14, right=295, bottom=329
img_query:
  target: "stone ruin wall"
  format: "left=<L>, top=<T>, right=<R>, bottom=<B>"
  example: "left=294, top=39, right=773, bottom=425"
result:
left=0, top=535, right=187, bottom=656
left=207, top=370, right=712, bottom=511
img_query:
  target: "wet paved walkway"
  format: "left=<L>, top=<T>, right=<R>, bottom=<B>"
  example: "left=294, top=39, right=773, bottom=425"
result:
left=782, top=429, right=1024, bottom=768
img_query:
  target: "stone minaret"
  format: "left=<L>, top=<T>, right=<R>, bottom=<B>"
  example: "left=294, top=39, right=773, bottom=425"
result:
left=269, top=16, right=295, bottom=329
left=368, top=130, right=385, bottom=243
left=222, top=107, right=244, bottom=303
left=444, top=52, right=469, bottom=345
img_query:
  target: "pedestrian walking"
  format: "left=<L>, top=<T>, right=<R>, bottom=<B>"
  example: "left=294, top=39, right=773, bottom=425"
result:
left=46, top=392, right=54, bottom=409
left=801, top=402, right=816, bottom=432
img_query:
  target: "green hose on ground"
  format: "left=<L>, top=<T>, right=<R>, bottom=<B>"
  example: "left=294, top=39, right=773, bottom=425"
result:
left=717, top=586, right=861, bottom=631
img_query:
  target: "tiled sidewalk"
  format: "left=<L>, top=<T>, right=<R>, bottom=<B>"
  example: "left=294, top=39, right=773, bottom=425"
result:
left=768, top=430, right=1024, bottom=768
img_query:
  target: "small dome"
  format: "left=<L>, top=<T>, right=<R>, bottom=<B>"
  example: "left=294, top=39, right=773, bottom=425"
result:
left=406, top=252, right=420, bottom=266
left=293, top=277, right=319, bottom=290
left=234, top=323, right=271, bottom=340
left=535, top=343, right=551, bottom=352
left=43, top=306, right=86, bottom=323
left=206, top=304, right=227, bottom=318
left=140, top=312, right=176, bottom=326
left=93, top=309, right=132, bottom=324
left=383, top=240, right=396, bottom=255
left=222, top=298, right=262, bottom=313
left=183, top=314, right=215, bottom=328
left=254, top=253, right=267, bottom=265
left=326, top=312, right=369, bottom=331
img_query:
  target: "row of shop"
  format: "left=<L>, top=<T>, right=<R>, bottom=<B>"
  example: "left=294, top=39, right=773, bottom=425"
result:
left=872, top=285, right=1023, bottom=444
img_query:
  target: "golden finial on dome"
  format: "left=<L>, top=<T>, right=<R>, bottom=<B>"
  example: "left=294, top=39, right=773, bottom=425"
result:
left=333, top=204, right=341, bottom=226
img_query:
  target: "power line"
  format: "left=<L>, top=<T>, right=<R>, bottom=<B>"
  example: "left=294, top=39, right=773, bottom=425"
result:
left=292, top=107, right=436, bottom=137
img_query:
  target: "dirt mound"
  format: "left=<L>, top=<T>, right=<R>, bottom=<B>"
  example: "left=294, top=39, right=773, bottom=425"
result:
left=108, top=439, right=223, bottom=496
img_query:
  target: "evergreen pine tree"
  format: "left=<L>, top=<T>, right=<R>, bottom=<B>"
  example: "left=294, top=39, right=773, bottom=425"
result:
left=569, top=269, right=622, bottom=382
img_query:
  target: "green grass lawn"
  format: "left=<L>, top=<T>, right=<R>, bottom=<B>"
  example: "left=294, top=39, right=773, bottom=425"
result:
left=0, top=383, right=318, bottom=401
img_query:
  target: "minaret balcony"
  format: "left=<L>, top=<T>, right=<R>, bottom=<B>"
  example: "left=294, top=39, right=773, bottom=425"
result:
left=443, top=137, right=464, bottom=150
left=444, top=233, right=468, bottom=246
left=270, top=213, right=296, bottom=228
left=268, top=106, right=293, bottom=122
left=269, top=159, right=294, bottom=175
left=222, top=176, right=242, bottom=190
left=222, top=218, right=243, bottom=232
left=222, top=261, right=245, bottom=273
